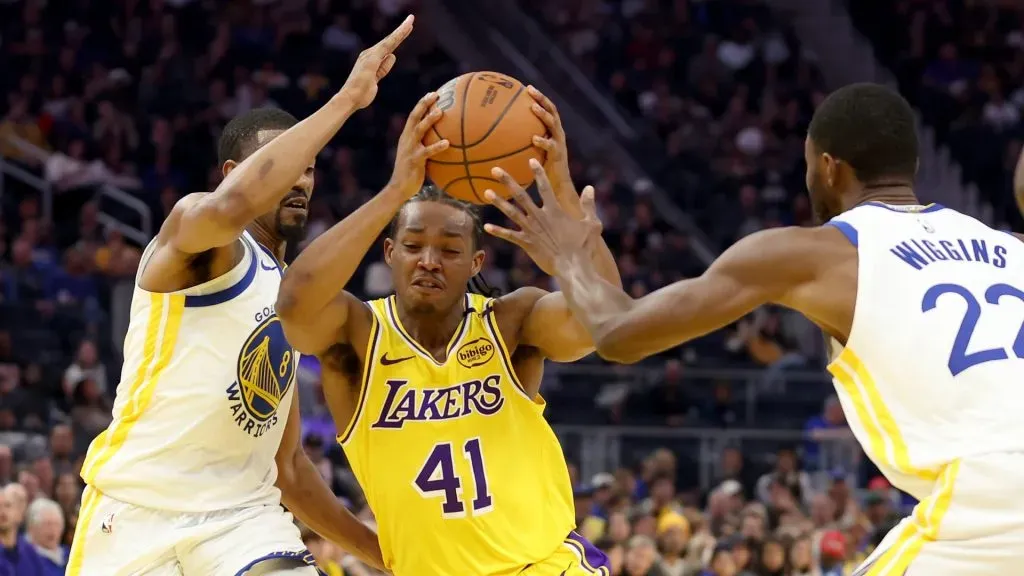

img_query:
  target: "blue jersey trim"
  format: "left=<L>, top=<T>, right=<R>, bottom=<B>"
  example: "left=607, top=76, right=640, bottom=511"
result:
left=183, top=237, right=258, bottom=308
left=825, top=221, right=859, bottom=247
left=864, top=201, right=945, bottom=214
left=232, top=549, right=325, bottom=576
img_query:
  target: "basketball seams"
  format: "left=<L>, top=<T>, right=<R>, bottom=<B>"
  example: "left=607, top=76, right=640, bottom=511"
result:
left=461, top=84, right=527, bottom=149
left=460, top=73, right=482, bottom=203
left=440, top=175, right=504, bottom=195
left=426, top=142, right=538, bottom=165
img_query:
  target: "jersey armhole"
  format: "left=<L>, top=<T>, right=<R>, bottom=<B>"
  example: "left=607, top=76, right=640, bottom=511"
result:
left=482, top=299, right=535, bottom=402
left=337, top=303, right=381, bottom=445
left=825, top=220, right=859, bottom=247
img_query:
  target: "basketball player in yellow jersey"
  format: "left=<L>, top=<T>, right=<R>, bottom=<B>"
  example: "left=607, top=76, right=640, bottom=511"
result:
left=67, top=18, right=416, bottom=575
left=275, top=88, right=619, bottom=576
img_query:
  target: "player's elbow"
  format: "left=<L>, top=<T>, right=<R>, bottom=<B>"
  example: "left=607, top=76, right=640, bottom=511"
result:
left=592, top=322, right=645, bottom=364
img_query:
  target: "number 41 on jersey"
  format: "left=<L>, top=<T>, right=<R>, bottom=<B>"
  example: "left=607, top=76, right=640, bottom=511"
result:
left=413, top=438, right=493, bottom=518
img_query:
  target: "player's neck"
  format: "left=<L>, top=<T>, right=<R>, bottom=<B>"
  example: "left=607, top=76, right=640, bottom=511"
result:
left=246, top=223, right=286, bottom=263
left=0, top=527, right=14, bottom=548
left=850, top=183, right=920, bottom=210
left=394, top=297, right=466, bottom=355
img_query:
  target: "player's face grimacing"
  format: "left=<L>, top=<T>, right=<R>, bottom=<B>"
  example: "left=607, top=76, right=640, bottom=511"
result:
left=385, top=201, right=484, bottom=314
left=804, top=136, right=844, bottom=225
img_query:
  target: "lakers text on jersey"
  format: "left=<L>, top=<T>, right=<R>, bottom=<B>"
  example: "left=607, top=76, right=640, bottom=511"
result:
left=826, top=202, right=1024, bottom=574
left=340, top=293, right=579, bottom=576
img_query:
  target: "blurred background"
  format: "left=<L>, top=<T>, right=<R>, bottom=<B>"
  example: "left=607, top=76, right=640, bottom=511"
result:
left=1, top=0, right=1022, bottom=575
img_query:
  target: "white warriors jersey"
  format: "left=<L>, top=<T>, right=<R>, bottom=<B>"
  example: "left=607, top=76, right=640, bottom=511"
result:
left=79, top=231, right=298, bottom=512
left=826, top=202, right=1024, bottom=500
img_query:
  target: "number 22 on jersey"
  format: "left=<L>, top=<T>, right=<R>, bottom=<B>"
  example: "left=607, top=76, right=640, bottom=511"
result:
left=413, top=437, right=494, bottom=518
left=924, top=282, right=1024, bottom=376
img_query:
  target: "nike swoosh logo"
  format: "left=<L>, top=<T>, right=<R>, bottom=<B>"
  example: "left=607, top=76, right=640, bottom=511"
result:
left=380, top=353, right=414, bottom=366
left=259, top=261, right=278, bottom=271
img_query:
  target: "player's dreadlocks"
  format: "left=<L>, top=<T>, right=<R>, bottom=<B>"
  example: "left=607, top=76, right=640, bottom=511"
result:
left=388, top=185, right=501, bottom=297
left=218, top=107, right=299, bottom=166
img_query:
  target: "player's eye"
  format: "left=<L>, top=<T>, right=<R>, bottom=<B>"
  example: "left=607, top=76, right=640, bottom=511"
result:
left=403, top=243, right=421, bottom=250
left=443, top=249, right=461, bottom=255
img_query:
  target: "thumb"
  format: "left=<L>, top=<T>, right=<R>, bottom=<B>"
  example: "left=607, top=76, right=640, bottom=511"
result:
left=580, top=185, right=599, bottom=223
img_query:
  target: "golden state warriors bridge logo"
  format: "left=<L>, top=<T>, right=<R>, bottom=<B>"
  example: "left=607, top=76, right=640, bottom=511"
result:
left=225, top=311, right=295, bottom=437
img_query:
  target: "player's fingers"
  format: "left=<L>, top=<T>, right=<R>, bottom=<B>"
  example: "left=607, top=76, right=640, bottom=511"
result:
left=484, top=189, right=531, bottom=230
left=483, top=223, right=528, bottom=248
left=414, top=105, right=443, bottom=137
left=421, top=139, right=450, bottom=158
left=406, top=92, right=439, bottom=131
left=530, top=102, right=557, bottom=132
left=580, top=185, right=601, bottom=227
left=528, top=158, right=559, bottom=209
left=376, top=53, right=397, bottom=81
left=490, top=167, right=539, bottom=215
left=527, top=86, right=564, bottom=137
left=531, top=135, right=555, bottom=153
left=376, top=15, right=414, bottom=54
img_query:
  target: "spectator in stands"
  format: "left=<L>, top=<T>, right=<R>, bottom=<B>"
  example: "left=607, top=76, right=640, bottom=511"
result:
left=25, top=498, right=65, bottom=575
left=0, top=485, right=48, bottom=574
left=62, top=339, right=107, bottom=397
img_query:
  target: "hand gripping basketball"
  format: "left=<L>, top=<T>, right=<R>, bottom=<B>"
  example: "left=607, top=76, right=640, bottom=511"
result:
left=387, top=92, right=451, bottom=198
left=339, top=15, right=414, bottom=110
left=483, top=159, right=602, bottom=277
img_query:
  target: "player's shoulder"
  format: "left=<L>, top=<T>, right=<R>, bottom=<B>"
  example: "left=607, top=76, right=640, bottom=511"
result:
left=725, top=225, right=853, bottom=264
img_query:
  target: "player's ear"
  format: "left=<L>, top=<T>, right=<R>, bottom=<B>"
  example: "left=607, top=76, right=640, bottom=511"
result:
left=821, top=153, right=838, bottom=188
left=470, top=249, right=485, bottom=276
left=384, top=238, right=394, bottom=266
left=222, top=160, right=238, bottom=178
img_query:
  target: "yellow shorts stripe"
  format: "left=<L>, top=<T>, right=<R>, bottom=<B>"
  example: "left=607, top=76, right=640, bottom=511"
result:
left=562, top=538, right=610, bottom=576
left=66, top=486, right=102, bottom=575
left=866, top=459, right=960, bottom=575
left=80, top=293, right=185, bottom=484
left=828, top=348, right=939, bottom=482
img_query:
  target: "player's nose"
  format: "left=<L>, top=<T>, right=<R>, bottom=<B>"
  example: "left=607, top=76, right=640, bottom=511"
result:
left=417, top=248, right=442, bottom=270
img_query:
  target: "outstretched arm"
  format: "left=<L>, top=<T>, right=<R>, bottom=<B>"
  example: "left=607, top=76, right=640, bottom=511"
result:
left=275, top=390, right=385, bottom=571
left=163, top=16, right=414, bottom=255
left=553, top=227, right=826, bottom=363
left=276, top=92, right=449, bottom=355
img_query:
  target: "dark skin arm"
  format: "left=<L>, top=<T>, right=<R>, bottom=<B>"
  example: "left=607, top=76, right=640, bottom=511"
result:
left=274, top=389, right=386, bottom=571
left=1013, top=144, right=1024, bottom=243
left=485, top=167, right=856, bottom=364
left=140, top=17, right=413, bottom=293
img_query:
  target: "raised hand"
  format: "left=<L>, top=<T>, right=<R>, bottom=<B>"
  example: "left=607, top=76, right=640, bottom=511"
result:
left=340, top=15, right=415, bottom=110
left=387, top=92, right=450, bottom=197
left=526, top=86, right=579, bottom=213
left=483, top=159, right=602, bottom=276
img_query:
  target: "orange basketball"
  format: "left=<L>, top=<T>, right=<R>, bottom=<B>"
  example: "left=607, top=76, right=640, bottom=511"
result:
left=423, top=71, right=547, bottom=204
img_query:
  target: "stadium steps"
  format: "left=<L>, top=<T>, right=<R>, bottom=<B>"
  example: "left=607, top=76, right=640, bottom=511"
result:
left=762, top=0, right=992, bottom=223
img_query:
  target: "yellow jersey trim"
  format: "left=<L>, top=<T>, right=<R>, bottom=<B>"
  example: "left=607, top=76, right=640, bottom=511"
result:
left=384, top=294, right=471, bottom=366
left=338, top=306, right=381, bottom=445
left=65, top=486, right=102, bottom=575
left=862, top=460, right=960, bottom=575
left=827, top=347, right=940, bottom=482
left=80, top=293, right=186, bottom=485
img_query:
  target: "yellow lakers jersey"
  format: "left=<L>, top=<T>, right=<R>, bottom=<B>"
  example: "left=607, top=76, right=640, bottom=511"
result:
left=340, top=294, right=575, bottom=576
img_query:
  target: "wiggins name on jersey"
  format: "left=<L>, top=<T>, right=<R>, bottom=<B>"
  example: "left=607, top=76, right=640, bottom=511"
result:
left=340, top=293, right=575, bottom=576
left=79, top=231, right=298, bottom=512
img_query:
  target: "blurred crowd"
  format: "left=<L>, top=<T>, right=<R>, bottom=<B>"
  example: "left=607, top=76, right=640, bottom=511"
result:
left=0, top=0, right=949, bottom=574
left=846, top=0, right=1024, bottom=229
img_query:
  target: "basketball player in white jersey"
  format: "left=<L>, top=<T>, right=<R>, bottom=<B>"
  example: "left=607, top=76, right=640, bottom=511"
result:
left=66, top=16, right=416, bottom=576
left=486, top=82, right=1024, bottom=574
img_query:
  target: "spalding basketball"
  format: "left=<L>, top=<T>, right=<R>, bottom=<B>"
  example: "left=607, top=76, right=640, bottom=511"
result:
left=423, top=71, right=547, bottom=204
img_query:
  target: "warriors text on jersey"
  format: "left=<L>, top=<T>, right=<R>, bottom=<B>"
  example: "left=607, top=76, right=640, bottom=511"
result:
left=79, top=232, right=297, bottom=512
left=340, top=293, right=575, bottom=576
left=826, top=202, right=1024, bottom=501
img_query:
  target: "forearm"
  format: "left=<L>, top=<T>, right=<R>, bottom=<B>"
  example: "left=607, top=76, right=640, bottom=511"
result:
left=279, top=454, right=386, bottom=571
left=278, top=185, right=407, bottom=321
left=218, top=95, right=357, bottom=220
left=554, top=252, right=635, bottom=347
